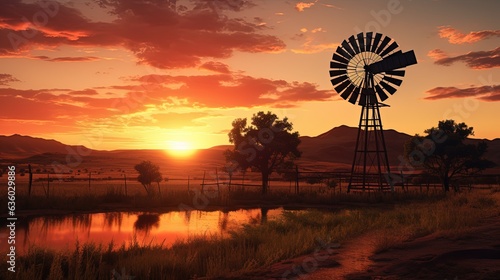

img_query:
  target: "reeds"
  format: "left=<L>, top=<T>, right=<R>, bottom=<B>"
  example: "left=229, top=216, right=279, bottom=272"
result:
left=2, top=191, right=499, bottom=280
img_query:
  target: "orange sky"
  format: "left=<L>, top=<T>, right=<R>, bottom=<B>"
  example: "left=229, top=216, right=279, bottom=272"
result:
left=0, top=0, right=499, bottom=151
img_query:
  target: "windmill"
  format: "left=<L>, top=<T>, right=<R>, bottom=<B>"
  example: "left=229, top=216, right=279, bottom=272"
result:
left=329, top=32, right=417, bottom=192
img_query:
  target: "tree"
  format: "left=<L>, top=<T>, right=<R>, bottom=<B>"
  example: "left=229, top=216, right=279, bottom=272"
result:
left=225, top=111, right=301, bottom=194
left=404, top=120, right=495, bottom=192
left=134, top=161, right=163, bottom=196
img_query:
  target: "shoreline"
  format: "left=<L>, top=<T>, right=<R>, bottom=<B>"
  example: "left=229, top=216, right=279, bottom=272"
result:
left=3, top=201, right=382, bottom=220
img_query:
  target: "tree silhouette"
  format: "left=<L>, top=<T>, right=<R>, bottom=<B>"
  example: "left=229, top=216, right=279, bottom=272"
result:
left=404, top=120, right=495, bottom=192
left=225, top=111, right=301, bottom=194
left=134, top=161, right=163, bottom=196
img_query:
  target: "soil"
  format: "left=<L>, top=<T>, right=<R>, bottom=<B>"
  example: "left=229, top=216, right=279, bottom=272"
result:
left=233, top=215, right=500, bottom=280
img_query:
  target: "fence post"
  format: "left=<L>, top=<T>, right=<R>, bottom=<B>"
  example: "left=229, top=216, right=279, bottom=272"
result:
left=28, top=164, right=33, bottom=197
left=187, top=175, right=190, bottom=192
left=201, top=171, right=206, bottom=193
left=339, top=175, right=342, bottom=194
left=295, top=165, right=299, bottom=194
left=124, top=173, right=127, bottom=196
left=215, top=168, right=220, bottom=192
left=242, top=172, right=245, bottom=191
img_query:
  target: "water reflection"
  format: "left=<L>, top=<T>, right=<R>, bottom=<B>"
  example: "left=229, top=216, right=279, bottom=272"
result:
left=0, top=208, right=282, bottom=254
left=134, top=214, right=160, bottom=234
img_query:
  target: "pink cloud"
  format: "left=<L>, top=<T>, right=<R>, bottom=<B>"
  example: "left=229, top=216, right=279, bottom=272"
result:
left=30, top=56, right=101, bottom=62
left=199, top=61, right=231, bottom=74
left=0, top=0, right=285, bottom=69
left=427, top=47, right=500, bottom=69
left=132, top=73, right=334, bottom=107
left=295, top=2, right=316, bottom=12
left=0, top=74, right=20, bottom=86
left=438, top=26, right=500, bottom=44
left=424, top=85, right=500, bottom=101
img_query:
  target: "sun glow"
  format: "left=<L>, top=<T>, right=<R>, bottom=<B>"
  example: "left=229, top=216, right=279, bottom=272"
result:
left=165, top=141, right=195, bottom=157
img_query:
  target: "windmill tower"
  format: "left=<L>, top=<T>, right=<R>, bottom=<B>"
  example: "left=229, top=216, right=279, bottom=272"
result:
left=329, top=32, right=417, bottom=192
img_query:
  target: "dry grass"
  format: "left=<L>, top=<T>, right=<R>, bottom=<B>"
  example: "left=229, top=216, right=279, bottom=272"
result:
left=2, top=190, right=499, bottom=279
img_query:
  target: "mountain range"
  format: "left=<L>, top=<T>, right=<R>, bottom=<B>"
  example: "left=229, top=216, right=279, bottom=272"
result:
left=1, top=126, right=499, bottom=169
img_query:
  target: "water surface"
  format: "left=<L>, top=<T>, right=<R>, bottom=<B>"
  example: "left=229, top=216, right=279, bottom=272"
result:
left=1, top=208, right=283, bottom=254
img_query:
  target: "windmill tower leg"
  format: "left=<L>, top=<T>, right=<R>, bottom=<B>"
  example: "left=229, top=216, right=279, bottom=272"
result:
left=329, top=33, right=417, bottom=193
left=347, top=87, right=392, bottom=192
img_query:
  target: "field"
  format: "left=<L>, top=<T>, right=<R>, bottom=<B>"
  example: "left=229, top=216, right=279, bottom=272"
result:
left=2, top=156, right=500, bottom=279
left=1, top=188, right=500, bottom=279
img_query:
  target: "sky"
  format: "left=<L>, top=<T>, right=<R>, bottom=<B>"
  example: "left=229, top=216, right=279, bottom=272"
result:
left=0, top=0, right=499, bottom=151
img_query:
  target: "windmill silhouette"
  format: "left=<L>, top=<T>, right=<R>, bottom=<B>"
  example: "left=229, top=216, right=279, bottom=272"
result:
left=329, top=32, right=417, bottom=192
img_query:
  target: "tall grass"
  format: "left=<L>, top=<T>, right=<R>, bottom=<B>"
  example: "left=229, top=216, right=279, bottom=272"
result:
left=3, top=184, right=452, bottom=213
left=2, top=191, right=499, bottom=280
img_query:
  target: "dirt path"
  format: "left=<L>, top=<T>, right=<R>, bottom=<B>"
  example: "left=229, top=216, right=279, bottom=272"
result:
left=241, top=216, right=500, bottom=280
left=234, top=233, right=375, bottom=280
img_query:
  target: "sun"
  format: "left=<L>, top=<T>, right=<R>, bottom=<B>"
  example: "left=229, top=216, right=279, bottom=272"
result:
left=165, top=141, right=195, bottom=157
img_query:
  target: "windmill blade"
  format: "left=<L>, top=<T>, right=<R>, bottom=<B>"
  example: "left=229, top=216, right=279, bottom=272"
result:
left=340, top=83, right=355, bottom=100
left=385, top=50, right=401, bottom=59
left=348, top=35, right=360, bottom=54
left=386, top=70, right=405, bottom=77
left=330, top=61, right=347, bottom=69
left=382, top=76, right=403, bottom=86
left=371, top=33, right=382, bottom=52
left=375, top=36, right=391, bottom=54
left=335, top=46, right=352, bottom=59
left=348, top=86, right=361, bottom=104
left=365, top=32, right=373, bottom=51
left=349, top=35, right=360, bottom=54
left=375, top=85, right=389, bottom=101
left=341, top=40, right=356, bottom=57
left=357, top=33, right=365, bottom=52
left=332, top=53, right=349, bottom=64
left=379, top=41, right=399, bottom=57
left=379, top=80, right=397, bottom=95
left=329, top=69, right=347, bottom=77
left=335, top=80, right=351, bottom=94
left=330, top=75, right=348, bottom=87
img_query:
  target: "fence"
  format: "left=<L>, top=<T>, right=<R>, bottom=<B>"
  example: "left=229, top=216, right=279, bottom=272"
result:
left=7, top=165, right=500, bottom=197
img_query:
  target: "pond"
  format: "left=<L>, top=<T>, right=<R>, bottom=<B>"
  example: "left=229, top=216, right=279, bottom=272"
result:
left=1, top=208, right=284, bottom=255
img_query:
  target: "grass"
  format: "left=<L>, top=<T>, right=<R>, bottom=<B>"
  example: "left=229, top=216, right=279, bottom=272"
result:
left=2, top=190, right=499, bottom=279
left=0, top=179, right=459, bottom=213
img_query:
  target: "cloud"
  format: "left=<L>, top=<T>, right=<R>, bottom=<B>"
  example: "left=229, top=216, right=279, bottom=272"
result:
left=424, top=85, right=500, bottom=101
left=427, top=49, right=447, bottom=60
left=427, top=47, right=500, bottom=69
left=438, top=26, right=500, bottom=44
left=295, top=2, right=316, bottom=12
left=199, top=61, right=231, bottom=74
left=0, top=71, right=334, bottom=135
left=0, top=0, right=285, bottom=69
left=291, top=39, right=338, bottom=54
left=31, top=56, right=101, bottom=62
left=68, top=89, right=100, bottom=96
left=131, top=73, right=334, bottom=107
left=0, top=74, right=20, bottom=86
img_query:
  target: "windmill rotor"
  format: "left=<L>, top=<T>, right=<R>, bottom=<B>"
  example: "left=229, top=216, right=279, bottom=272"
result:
left=329, top=32, right=417, bottom=105
left=329, top=33, right=418, bottom=192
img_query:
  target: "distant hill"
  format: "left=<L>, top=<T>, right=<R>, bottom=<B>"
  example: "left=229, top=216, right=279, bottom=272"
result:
left=299, top=125, right=413, bottom=165
left=299, top=125, right=500, bottom=168
left=1, top=128, right=498, bottom=169
left=0, top=134, right=93, bottom=159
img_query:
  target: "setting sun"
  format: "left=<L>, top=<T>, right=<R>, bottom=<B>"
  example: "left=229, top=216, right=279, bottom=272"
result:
left=165, top=141, right=195, bottom=157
